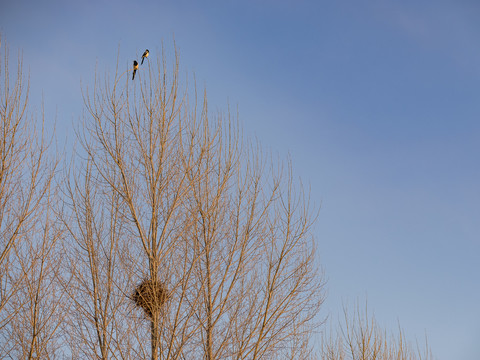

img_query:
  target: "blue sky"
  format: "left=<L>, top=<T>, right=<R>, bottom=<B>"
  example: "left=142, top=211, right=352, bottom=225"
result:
left=2, top=1, right=480, bottom=358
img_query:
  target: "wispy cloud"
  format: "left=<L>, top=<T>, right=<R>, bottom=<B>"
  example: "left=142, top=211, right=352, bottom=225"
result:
left=377, top=2, right=480, bottom=75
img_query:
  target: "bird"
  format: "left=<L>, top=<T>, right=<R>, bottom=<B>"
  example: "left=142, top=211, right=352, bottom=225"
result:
left=141, top=49, right=149, bottom=65
left=132, top=60, right=139, bottom=80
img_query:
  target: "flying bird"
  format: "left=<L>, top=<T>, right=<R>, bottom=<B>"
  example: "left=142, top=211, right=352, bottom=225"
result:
left=132, top=60, right=139, bottom=80
left=141, top=49, right=149, bottom=65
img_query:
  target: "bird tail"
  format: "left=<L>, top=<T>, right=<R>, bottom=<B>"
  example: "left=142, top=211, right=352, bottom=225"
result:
left=141, top=57, right=144, bottom=65
left=132, top=70, right=136, bottom=80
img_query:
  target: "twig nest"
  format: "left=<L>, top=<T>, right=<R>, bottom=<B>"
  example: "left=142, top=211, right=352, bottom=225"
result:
left=132, top=278, right=168, bottom=318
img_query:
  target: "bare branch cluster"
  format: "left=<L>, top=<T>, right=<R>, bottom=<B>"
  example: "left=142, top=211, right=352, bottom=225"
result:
left=321, top=303, right=433, bottom=360
left=0, top=38, right=63, bottom=359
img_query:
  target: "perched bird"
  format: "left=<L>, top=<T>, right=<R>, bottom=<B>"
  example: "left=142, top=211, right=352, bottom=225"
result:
left=141, top=49, right=149, bottom=65
left=132, top=60, right=139, bottom=80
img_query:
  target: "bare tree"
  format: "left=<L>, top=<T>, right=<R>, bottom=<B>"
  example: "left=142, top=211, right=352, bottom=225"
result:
left=63, top=47, right=324, bottom=359
left=321, top=302, right=433, bottom=360
left=0, top=39, right=62, bottom=359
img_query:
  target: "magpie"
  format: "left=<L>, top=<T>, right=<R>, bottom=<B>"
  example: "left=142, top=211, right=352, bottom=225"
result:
left=141, top=49, right=149, bottom=65
left=132, top=60, right=139, bottom=80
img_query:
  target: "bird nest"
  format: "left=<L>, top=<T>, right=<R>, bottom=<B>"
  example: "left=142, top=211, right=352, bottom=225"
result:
left=132, top=278, right=168, bottom=318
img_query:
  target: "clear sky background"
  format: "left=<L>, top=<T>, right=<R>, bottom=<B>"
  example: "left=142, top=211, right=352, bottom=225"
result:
left=1, top=1, right=479, bottom=359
